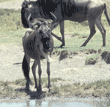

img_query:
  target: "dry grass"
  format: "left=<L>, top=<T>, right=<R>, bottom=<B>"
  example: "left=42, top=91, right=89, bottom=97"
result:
left=1, top=78, right=110, bottom=98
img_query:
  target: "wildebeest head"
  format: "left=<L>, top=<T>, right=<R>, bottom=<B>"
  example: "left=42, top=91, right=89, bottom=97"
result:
left=37, top=20, right=53, bottom=53
left=27, top=13, right=58, bottom=53
left=21, top=0, right=40, bottom=28
left=21, top=0, right=58, bottom=27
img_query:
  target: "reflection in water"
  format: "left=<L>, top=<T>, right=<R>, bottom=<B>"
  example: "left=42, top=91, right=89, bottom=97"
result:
left=0, top=98, right=110, bottom=107
left=35, top=99, right=42, bottom=107
left=25, top=99, right=42, bottom=107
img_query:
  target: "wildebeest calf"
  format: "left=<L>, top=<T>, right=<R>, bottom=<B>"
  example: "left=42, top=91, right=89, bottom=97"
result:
left=22, top=13, right=58, bottom=92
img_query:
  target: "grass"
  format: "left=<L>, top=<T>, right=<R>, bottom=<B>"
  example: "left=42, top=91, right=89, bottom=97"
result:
left=0, top=9, right=25, bottom=45
left=0, top=78, right=64, bottom=98
left=0, top=9, right=22, bottom=33
left=52, top=20, right=110, bottom=52
left=1, top=78, right=110, bottom=98
left=57, top=79, right=110, bottom=98
left=0, top=8, right=110, bottom=52
left=1, top=1, right=110, bottom=99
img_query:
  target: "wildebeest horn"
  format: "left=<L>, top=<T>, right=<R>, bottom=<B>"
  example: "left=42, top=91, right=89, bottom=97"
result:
left=27, top=14, right=41, bottom=30
left=50, top=12, right=58, bottom=30
left=50, top=12, right=57, bottom=23
left=27, top=14, right=35, bottom=29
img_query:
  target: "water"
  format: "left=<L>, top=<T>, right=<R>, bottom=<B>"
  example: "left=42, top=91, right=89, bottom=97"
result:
left=0, top=101, right=94, bottom=107
left=0, top=98, right=110, bottom=107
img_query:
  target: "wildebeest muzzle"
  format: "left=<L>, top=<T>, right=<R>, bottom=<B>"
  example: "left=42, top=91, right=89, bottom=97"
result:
left=41, top=36, right=52, bottom=53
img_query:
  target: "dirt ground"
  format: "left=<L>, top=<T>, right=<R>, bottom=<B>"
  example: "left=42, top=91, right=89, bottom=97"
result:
left=0, top=0, right=110, bottom=84
left=0, top=43, right=110, bottom=85
left=0, top=0, right=110, bottom=100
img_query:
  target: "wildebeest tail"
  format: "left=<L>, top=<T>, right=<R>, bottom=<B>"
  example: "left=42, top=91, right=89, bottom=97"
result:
left=104, top=3, right=110, bottom=25
left=22, top=55, right=30, bottom=82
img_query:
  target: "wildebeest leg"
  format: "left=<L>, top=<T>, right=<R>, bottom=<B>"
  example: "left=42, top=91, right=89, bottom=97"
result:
left=37, top=59, right=42, bottom=92
left=81, top=20, right=96, bottom=47
left=22, top=55, right=31, bottom=90
left=32, top=60, right=38, bottom=90
left=47, top=61, right=50, bottom=91
left=60, top=20, right=65, bottom=47
left=96, top=16, right=106, bottom=46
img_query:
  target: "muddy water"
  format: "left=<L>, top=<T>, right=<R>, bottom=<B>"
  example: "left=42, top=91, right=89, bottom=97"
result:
left=0, top=98, right=110, bottom=107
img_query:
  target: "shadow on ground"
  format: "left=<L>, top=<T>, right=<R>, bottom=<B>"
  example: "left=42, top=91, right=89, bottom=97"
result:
left=15, top=88, right=46, bottom=99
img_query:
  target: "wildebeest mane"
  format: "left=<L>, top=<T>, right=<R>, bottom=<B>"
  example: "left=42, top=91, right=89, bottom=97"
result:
left=37, top=0, right=60, bottom=18
left=37, top=0, right=87, bottom=18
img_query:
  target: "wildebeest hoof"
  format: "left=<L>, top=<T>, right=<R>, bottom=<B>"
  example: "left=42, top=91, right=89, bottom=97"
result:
left=37, top=87, right=42, bottom=93
left=60, top=44, right=65, bottom=48
left=26, top=82, right=30, bottom=91
left=25, top=87, right=30, bottom=92
left=48, top=88, right=52, bottom=92
left=80, top=44, right=86, bottom=47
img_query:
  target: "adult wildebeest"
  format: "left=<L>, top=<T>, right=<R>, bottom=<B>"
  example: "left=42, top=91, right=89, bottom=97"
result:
left=22, top=12, right=58, bottom=92
left=21, top=0, right=110, bottom=47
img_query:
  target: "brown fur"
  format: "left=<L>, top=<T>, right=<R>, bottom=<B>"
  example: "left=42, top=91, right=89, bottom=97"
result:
left=22, top=20, right=54, bottom=92
left=21, top=0, right=110, bottom=47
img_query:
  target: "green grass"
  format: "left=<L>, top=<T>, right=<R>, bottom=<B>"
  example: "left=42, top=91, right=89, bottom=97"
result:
left=52, top=15, right=110, bottom=52
left=57, top=79, right=110, bottom=98
left=0, top=9, right=25, bottom=45
left=53, top=20, right=110, bottom=51
left=0, top=9, right=23, bottom=33
left=0, top=8, right=110, bottom=50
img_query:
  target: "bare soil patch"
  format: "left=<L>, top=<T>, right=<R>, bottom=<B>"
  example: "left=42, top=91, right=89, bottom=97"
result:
left=0, top=44, right=110, bottom=83
left=0, top=44, right=110, bottom=99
